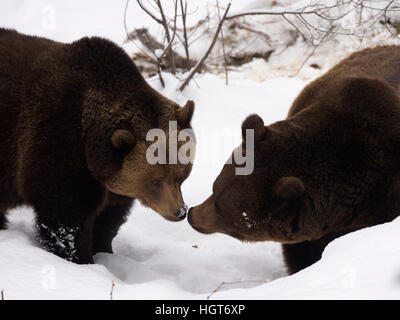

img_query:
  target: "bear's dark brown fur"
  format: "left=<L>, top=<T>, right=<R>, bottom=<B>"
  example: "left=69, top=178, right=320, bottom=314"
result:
left=0, top=29, right=195, bottom=263
left=188, top=45, right=400, bottom=274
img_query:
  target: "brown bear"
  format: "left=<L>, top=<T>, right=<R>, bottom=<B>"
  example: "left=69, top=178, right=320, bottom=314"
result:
left=0, top=29, right=195, bottom=264
left=188, top=45, right=400, bottom=274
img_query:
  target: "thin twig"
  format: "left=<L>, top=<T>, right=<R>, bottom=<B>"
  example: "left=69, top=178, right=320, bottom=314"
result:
left=234, top=21, right=272, bottom=46
left=207, top=280, right=267, bottom=300
left=216, top=0, right=228, bottom=85
left=157, top=1, right=178, bottom=61
left=179, top=2, right=231, bottom=91
left=110, top=280, right=115, bottom=300
left=290, top=45, right=318, bottom=77
left=135, top=0, right=178, bottom=86
left=155, top=0, right=177, bottom=74
left=156, top=0, right=178, bottom=87
left=137, top=0, right=163, bottom=24
left=180, top=0, right=190, bottom=68
left=226, top=7, right=322, bottom=20
left=123, top=0, right=153, bottom=58
left=383, top=0, right=399, bottom=38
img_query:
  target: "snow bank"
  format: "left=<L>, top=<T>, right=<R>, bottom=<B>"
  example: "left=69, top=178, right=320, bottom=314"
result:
left=214, top=217, right=400, bottom=299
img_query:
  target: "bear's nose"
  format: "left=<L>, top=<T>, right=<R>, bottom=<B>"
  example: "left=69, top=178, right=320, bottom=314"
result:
left=175, top=204, right=188, bottom=220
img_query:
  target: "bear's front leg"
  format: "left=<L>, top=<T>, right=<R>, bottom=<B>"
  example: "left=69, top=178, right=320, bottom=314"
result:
left=282, top=231, right=346, bottom=274
left=31, top=182, right=107, bottom=264
left=282, top=240, right=326, bottom=275
left=92, top=200, right=133, bottom=254
left=0, top=211, right=7, bottom=230
left=36, top=213, right=97, bottom=264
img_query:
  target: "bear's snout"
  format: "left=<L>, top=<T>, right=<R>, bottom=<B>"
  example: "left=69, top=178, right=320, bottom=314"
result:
left=187, top=196, right=224, bottom=234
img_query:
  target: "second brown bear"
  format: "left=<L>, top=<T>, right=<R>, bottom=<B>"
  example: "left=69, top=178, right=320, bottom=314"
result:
left=189, top=45, right=400, bottom=274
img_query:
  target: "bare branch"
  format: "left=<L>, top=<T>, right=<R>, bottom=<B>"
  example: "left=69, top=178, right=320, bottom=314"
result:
left=126, top=0, right=400, bottom=84
left=226, top=7, right=322, bottom=20
left=157, top=1, right=178, bottom=61
left=234, top=21, right=272, bottom=46
left=383, top=0, right=399, bottom=38
left=110, top=280, right=115, bottom=300
left=290, top=45, right=318, bottom=77
left=155, top=0, right=177, bottom=74
left=179, top=2, right=231, bottom=91
left=123, top=0, right=153, bottom=58
left=153, top=0, right=178, bottom=87
left=137, top=0, right=163, bottom=24
left=224, top=0, right=400, bottom=46
left=207, top=280, right=267, bottom=300
left=216, top=0, right=228, bottom=85
left=180, top=0, right=190, bottom=68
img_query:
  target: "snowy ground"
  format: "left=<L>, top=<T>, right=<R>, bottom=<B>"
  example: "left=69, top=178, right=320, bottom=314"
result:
left=1, top=0, right=400, bottom=300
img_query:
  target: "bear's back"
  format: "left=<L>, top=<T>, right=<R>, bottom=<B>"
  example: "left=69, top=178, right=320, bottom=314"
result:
left=0, top=29, right=58, bottom=109
left=288, top=46, right=400, bottom=117
left=0, top=28, right=57, bottom=74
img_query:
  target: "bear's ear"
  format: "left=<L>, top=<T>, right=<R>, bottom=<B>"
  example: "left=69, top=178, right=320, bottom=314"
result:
left=274, top=177, right=304, bottom=200
left=242, top=114, right=266, bottom=141
left=176, top=100, right=195, bottom=126
left=111, top=130, right=136, bottom=152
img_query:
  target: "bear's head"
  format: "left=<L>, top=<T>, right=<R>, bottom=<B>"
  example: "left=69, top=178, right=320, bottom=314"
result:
left=104, top=100, right=196, bottom=222
left=74, top=36, right=196, bottom=221
left=188, top=114, right=309, bottom=242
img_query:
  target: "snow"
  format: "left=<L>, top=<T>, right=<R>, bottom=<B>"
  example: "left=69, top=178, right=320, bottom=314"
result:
left=1, top=0, right=400, bottom=300
left=214, top=217, right=400, bottom=299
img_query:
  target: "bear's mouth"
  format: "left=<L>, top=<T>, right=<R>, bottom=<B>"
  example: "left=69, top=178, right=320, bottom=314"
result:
left=189, top=224, right=216, bottom=235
